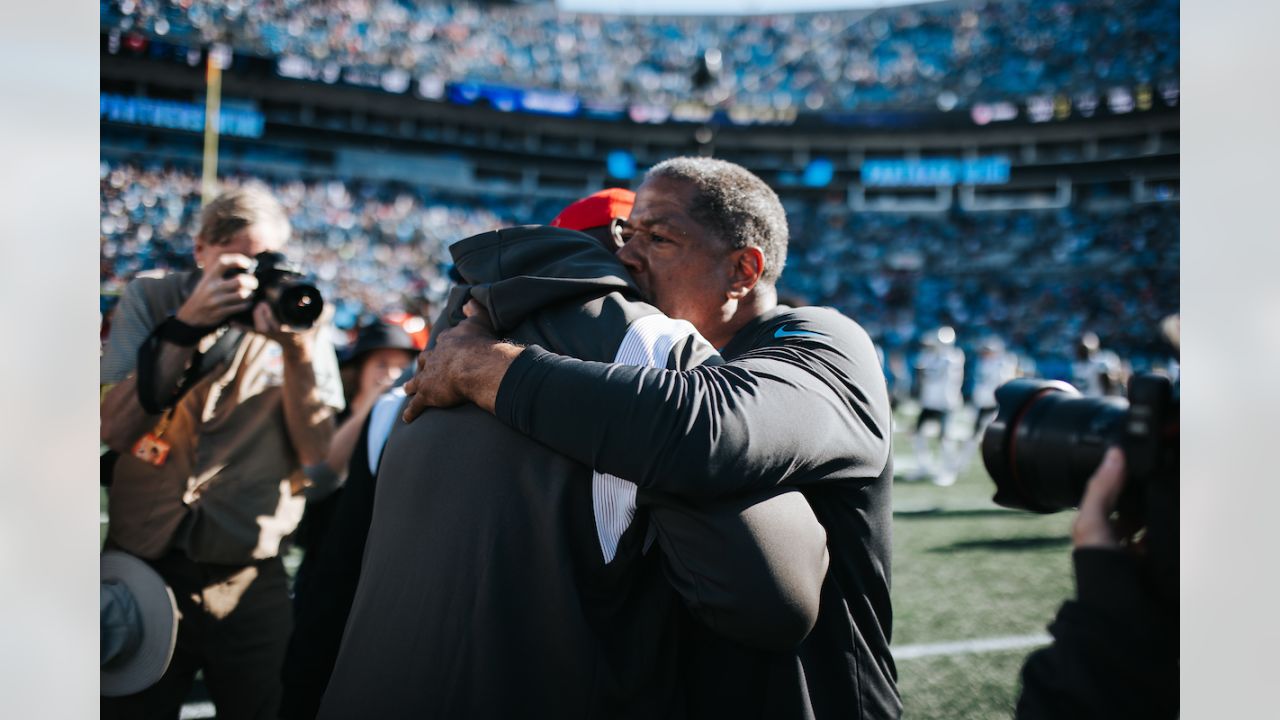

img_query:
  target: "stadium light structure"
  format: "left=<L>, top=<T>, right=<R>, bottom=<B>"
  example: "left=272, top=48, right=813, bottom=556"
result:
left=201, top=44, right=232, bottom=206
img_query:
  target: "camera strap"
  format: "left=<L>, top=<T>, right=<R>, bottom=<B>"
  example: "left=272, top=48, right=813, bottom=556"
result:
left=136, top=325, right=245, bottom=415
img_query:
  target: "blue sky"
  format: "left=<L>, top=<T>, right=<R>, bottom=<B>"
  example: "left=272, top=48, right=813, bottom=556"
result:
left=557, top=0, right=929, bottom=15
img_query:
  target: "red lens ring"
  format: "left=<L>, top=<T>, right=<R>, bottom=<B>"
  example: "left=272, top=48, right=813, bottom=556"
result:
left=1006, top=387, right=1063, bottom=512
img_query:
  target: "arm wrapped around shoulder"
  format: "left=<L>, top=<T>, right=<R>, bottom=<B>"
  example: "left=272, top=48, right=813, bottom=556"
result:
left=643, top=486, right=829, bottom=652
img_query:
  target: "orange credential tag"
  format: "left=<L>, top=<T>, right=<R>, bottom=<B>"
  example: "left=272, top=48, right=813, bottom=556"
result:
left=132, top=433, right=172, bottom=467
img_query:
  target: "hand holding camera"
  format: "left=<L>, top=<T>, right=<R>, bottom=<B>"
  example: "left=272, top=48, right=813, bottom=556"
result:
left=980, top=373, right=1177, bottom=520
left=987, top=374, right=1179, bottom=719
left=1073, top=447, right=1137, bottom=550
left=249, top=299, right=314, bottom=351
left=177, top=251, right=325, bottom=339
left=175, top=253, right=259, bottom=329
left=223, top=251, right=324, bottom=332
left=982, top=372, right=1177, bottom=588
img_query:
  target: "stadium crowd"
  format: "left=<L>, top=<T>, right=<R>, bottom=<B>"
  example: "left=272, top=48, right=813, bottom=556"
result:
left=100, top=159, right=1178, bottom=372
left=101, top=0, right=1178, bottom=113
left=782, top=196, right=1179, bottom=369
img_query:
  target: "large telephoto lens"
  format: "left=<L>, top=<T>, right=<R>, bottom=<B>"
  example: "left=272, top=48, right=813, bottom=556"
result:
left=272, top=282, right=324, bottom=328
left=981, top=379, right=1127, bottom=513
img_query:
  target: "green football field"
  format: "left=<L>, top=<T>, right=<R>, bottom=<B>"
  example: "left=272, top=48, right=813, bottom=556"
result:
left=101, top=408, right=1076, bottom=719
left=889, top=414, right=1074, bottom=719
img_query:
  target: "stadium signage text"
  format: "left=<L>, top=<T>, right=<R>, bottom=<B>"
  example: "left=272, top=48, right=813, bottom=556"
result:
left=861, top=157, right=1011, bottom=187
left=447, top=81, right=581, bottom=117
left=100, top=93, right=265, bottom=139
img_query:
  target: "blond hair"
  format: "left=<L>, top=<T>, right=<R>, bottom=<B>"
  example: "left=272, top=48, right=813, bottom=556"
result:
left=197, top=184, right=291, bottom=248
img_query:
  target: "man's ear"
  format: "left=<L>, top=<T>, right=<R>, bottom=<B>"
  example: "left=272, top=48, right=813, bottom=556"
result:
left=608, top=217, right=626, bottom=251
left=727, top=246, right=766, bottom=299
left=192, top=234, right=207, bottom=269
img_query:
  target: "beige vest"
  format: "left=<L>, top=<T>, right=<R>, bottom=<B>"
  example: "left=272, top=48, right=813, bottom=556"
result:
left=104, top=272, right=343, bottom=564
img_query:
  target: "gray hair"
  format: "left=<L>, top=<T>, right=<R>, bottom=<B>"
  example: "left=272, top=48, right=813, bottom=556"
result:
left=645, top=156, right=788, bottom=285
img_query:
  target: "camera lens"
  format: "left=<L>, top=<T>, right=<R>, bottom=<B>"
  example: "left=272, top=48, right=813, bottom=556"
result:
left=981, top=379, right=1127, bottom=513
left=274, top=283, right=324, bottom=328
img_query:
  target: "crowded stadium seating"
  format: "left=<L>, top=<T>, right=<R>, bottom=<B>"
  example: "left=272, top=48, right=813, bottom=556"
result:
left=100, top=0, right=1179, bottom=114
left=98, top=0, right=1180, bottom=378
left=782, top=195, right=1177, bottom=360
left=100, top=158, right=1178, bottom=372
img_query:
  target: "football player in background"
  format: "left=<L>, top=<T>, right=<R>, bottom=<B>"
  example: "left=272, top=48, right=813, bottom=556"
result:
left=1071, top=332, right=1124, bottom=397
left=911, top=326, right=965, bottom=486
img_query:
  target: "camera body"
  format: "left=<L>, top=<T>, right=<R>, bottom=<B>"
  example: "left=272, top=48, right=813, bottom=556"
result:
left=223, top=251, right=324, bottom=329
left=981, top=373, right=1178, bottom=515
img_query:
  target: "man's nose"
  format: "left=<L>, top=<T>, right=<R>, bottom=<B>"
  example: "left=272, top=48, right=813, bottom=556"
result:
left=616, top=239, right=644, bottom=275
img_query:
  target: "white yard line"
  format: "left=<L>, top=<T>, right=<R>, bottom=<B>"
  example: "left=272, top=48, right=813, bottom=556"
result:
left=894, top=633, right=1051, bottom=660
left=179, top=701, right=216, bottom=719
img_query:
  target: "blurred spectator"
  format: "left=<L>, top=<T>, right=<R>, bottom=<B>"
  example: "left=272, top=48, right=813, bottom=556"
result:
left=1157, top=313, right=1179, bottom=384
left=305, top=318, right=419, bottom=503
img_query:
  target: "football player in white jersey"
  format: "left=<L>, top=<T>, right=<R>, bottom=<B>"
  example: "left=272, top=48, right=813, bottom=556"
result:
left=959, top=336, right=1022, bottom=469
left=970, top=336, right=1020, bottom=438
left=911, top=326, right=965, bottom=486
left=1071, top=332, right=1124, bottom=397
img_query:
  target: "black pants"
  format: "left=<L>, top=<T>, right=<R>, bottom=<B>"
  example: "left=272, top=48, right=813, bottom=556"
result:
left=101, top=550, right=292, bottom=720
left=915, top=407, right=951, bottom=433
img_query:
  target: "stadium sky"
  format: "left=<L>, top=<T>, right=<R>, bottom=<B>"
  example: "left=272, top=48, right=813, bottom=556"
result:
left=560, top=0, right=924, bottom=15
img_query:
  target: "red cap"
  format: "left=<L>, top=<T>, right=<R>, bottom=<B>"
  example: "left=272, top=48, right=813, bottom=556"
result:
left=550, top=188, right=636, bottom=232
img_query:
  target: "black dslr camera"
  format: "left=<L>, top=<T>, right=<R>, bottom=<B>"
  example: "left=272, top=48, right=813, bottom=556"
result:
left=223, top=251, right=324, bottom=329
left=981, top=374, right=1178, bottom=516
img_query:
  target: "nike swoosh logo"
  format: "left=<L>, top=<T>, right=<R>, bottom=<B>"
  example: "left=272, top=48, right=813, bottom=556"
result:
left=774, top=325, right=826, bottom=340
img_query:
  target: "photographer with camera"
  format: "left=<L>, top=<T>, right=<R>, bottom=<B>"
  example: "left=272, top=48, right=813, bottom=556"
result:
left=979, top=375, right=1178, bottom=719
left=1015, top=446, right=1178, bottom=719
left=99, top=185, right=344, bottom=719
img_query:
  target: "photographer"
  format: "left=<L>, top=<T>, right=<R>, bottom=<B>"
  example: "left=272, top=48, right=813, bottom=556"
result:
left=99, top=185, right=344, bottom=719
left=1016, top=447, right=1179, bottom=719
